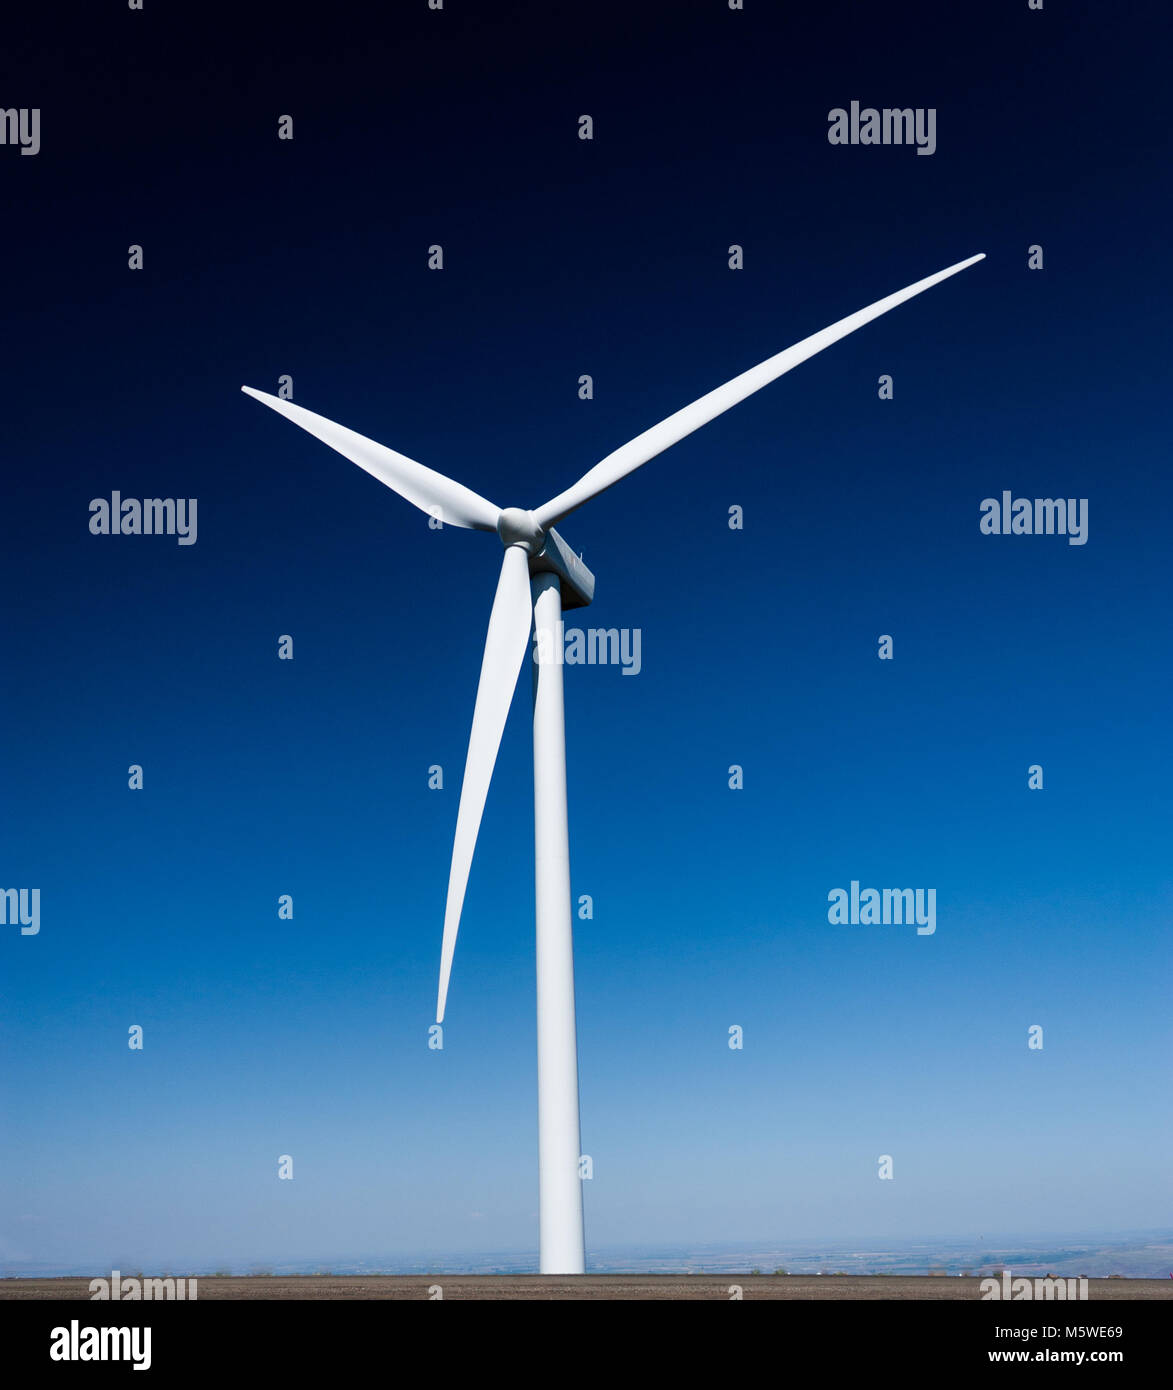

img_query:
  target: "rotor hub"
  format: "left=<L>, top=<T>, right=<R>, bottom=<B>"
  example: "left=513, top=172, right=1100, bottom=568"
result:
left=496, top=507, right=545, bottom=553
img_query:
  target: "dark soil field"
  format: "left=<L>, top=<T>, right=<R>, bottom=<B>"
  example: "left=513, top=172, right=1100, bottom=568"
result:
left=3, top=1275, right=1170, bottom=1300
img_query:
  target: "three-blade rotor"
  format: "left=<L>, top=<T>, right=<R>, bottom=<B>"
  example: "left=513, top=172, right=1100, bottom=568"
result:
left=242, top=251, right=985, bottom=1021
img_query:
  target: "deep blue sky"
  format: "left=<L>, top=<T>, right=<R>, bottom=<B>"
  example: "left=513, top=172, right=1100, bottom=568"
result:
left=2, top=1, right=1170, bottom=1272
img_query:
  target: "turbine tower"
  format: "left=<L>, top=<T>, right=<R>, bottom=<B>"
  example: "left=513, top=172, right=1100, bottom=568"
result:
left=242, top=251, right=984, bottom=1274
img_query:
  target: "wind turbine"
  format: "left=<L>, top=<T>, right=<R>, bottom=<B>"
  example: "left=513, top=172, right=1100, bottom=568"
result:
left=242, top=251, right=984, bottom=1274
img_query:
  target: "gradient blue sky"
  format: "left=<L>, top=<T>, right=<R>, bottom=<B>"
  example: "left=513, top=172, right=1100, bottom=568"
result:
left=2, top=1, right=1170, bottom=1272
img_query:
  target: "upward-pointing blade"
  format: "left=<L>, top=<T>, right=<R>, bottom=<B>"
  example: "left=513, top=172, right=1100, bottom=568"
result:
left=241, top=387, right=501, bottom=531
left=532, top=253, right=985, bottom=530
left=436, top=544, right=534, bottom=1022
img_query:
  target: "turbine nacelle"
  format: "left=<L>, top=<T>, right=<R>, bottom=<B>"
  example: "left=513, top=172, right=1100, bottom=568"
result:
left=529, top=526, right=595, bottom=612
left=495, top=509, right=595, bottom=611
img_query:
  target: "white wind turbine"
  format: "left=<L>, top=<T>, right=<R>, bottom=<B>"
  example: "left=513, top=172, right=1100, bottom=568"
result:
left=243, top=251, right=984, bottom=1274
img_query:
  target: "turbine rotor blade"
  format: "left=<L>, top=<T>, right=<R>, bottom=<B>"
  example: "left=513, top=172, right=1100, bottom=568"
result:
left=532, top=253, right=985, bottom=530
left=436, top=544, right=534, bottom=1021
left=241, top=386, right=500, bottom=532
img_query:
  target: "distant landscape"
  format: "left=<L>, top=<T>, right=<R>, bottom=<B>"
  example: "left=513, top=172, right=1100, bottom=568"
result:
left=5, top=1231, right=1170, bottom=1281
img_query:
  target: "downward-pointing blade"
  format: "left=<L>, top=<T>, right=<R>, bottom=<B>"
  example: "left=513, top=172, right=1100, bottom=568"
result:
left=532, top=253, right=985, bottom=529
left=436, top=544, right=534, bottom=1022
left=241, top=386, right=500, bottom=532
